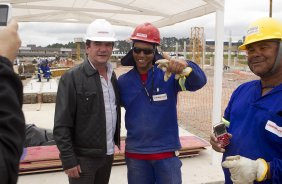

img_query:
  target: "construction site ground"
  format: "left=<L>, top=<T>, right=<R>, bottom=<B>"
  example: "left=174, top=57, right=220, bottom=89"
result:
left=17, top=63, right=258, bottom=184
left=19, top=102, right=224, bottom=184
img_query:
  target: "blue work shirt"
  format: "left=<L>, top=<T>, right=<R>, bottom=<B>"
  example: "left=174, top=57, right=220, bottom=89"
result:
left=223, top=80, right=282, bottom=184
left=118, top=61, right=207, bottom=154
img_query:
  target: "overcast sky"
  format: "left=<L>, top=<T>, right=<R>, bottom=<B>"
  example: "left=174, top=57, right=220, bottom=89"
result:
left=18, top=0, right=282, bottom=47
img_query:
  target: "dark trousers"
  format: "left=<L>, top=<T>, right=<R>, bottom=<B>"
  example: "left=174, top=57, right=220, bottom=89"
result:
left=69, top=155, right=114, bottom=184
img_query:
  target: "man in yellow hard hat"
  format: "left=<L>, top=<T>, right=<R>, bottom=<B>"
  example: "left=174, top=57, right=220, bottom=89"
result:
left=210, top=17, right=282, bottom=184
left=54, top=19, right=121, bottom=184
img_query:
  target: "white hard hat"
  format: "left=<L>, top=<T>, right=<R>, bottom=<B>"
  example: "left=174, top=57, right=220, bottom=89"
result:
left=85, top=19, right=116, bottom=42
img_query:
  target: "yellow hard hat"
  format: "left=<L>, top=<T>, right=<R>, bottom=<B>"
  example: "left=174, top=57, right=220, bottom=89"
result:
left=239, top=17, right=282, bottom=50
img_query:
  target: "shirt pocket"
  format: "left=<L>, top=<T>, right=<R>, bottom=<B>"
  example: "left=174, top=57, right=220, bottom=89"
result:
left=77, top=91, right=97, bottom=114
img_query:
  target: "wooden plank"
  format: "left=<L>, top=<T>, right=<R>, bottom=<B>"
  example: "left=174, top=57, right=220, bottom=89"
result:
left=20, top=160, right=62, bottom=170
left=19, top=135, right=210, bottom=175
left=19, top=167, right=63, bottom=175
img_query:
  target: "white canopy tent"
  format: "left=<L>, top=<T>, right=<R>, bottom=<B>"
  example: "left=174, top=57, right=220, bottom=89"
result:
left=5, top=0, right=223, bottom=28
left=3, top=0, right=225, bottom=160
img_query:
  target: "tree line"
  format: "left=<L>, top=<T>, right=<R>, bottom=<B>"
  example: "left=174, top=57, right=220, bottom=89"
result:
left=46, top=37, right=190, bottom=53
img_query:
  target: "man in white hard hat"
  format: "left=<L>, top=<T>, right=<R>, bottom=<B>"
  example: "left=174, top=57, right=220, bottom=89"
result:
left=54, top=19, right=121, bottom=184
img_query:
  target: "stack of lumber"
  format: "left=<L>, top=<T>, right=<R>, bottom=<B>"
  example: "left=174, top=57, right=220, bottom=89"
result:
left=20, top=145, right=62, bottom=175
left=19, top=136, right=209, bottom=175
left=50, top=67, right=70, bottom=77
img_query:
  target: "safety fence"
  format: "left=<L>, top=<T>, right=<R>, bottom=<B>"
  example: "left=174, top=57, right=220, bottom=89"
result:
left=177, top=66, right=258, bottom=140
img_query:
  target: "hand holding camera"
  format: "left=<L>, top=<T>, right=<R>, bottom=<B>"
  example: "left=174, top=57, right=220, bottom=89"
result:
left=210, top=122, right=232, bottom=152
left=0, top=3, right=21, bottom=62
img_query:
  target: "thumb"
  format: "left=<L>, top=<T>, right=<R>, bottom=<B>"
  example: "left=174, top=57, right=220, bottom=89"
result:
left=222, top=159, right=238, bottom=169
left=162, top=52, right=171, bottom=60
left=7, top=19, right=18, bottom=31
left=222, top=155, right=240, bottom=168
left=77, top=165, right=82, bottom=173
left=225, top=155, right=240, bottom=161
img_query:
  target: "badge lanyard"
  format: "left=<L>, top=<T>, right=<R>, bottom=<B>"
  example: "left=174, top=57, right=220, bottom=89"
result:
left=143, top=66, right=154, bottom=102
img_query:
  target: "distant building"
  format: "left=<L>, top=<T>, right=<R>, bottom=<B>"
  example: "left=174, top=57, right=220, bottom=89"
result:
left=18, top=45, right=75, bottom=58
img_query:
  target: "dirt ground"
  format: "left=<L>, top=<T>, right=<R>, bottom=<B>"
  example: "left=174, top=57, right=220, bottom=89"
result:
left=114, top=65, right=258, bottom=141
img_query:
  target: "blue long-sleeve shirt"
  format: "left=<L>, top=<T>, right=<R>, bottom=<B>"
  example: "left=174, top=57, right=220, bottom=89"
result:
left=118, top=61, right=206, bottom=154
left=223, top=80, right=282, bottom=184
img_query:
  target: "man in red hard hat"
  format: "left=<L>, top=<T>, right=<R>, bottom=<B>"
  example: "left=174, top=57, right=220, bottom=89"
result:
left=118, top=22, right=207, bottom=184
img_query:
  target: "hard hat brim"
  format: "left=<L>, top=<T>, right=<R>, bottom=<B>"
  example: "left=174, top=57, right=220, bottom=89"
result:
left=85, top=36, right=116, bottom=42
left=239, top=37, right=282, bottom=50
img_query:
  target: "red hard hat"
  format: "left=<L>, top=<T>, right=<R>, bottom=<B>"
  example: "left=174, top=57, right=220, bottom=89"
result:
left=130, top=23, right=160, bottom=44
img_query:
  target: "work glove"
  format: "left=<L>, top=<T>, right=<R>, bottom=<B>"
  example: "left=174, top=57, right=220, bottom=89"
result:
left=155, top=59, right=192, bottom=81
left=155, top=59, right=192, bottom=91
left=222, top=155, right=268, bottom=184
left=155, top=59, right=172, bottom=81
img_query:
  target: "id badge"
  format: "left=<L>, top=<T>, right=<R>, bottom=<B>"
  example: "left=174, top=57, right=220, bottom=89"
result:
left=152, top=93, right=167, bottom=101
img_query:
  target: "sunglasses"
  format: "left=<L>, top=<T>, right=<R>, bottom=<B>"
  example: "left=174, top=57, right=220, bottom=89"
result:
left=133, top=47, right=155, bottom=55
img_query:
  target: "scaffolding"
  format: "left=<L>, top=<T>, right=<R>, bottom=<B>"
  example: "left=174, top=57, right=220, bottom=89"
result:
left=74, top=37, right=83, bottom=61
left=189, top=27, right=204, bottom=67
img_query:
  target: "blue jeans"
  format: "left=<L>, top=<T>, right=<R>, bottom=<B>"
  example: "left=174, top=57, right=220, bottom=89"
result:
left=126, top=156, right=182, bottom=184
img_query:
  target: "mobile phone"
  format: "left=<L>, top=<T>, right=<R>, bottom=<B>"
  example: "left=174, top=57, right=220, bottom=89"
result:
left=0, top=3, right=11, bottom=29
left=213, top=122, right=230, bottom=147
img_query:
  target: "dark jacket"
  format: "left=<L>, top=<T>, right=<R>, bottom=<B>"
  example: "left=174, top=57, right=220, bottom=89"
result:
left=0, top=56, right=25, bottom=184
left=54, top=60, right=121, bottom=170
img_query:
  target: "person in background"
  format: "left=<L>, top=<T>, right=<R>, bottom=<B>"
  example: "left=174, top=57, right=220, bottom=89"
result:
left=37, top=59, right=51, bottom=82
left=53, top=19, right=121, bottom=184
left=118, top=22, right=207, bottom=184
left=0, top=20, right=25, bottom=184
left=210, top=17, right=282, bottom=184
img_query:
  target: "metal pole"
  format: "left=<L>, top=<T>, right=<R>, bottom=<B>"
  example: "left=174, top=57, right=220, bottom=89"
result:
left=212, top=8, right=225, bottom=165
left=183, top=41, right=187, bottom=59
left=203, top=33, right=206, bottom=66
left=269, top=0, right=272, bottom=17
left=175, top=42, right=179, bottom=58
left=228, top=31, right=232, bottom=67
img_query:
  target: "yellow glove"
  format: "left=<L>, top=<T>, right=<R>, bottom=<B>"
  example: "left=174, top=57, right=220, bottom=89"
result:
left=222, top=155, right=268, bottom=184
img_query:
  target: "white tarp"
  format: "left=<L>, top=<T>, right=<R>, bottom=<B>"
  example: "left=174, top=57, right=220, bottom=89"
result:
left=2, top=0, right=223, bottom=28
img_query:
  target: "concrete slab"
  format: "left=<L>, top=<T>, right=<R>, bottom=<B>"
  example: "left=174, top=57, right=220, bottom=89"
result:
left=20, top=103, right=225, bottom=184
left=23, top=79, right=58, bottom=94
left=23, top=103, right=55, bottom=129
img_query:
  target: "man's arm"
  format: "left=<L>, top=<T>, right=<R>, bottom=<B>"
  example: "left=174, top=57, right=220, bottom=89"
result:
left=0, top=20, right=25, bottom=184
left=182, top=60, right=207, bottom=91
left=155, top=53, right=207, bottom=91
